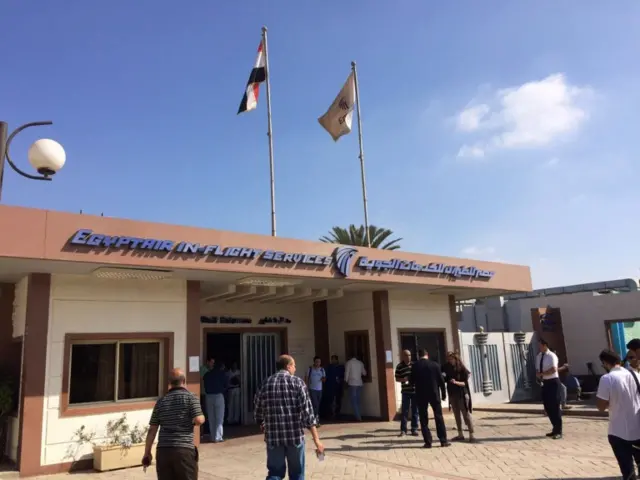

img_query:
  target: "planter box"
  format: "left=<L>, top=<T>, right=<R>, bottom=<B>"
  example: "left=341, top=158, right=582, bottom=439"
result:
left=93, top=443, right=148, bottom=472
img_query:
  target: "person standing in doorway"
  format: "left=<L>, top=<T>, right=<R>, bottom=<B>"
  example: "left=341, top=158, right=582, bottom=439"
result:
left=345, top=354, right=367, bottom=421
left=199, top=357, right=214, bottom=439
left=305, top=356, right=326, bottom=423
left=324, top=355, right=345, bottom=419
left=395, top=350, right=418, bottom=436
left=203, top=361, right=229, bottom=443
left=227, top=362, right=241, bottom=425
left=596, top=349, right=640, bottom=480
left=142, top=368, right=205, bottom=480
left=443, top=351, right=475, bottom=442
left=410, top=349, right=450, bottom=448
left=254, top=354, right=324, bottom=480
left=536, top=338, right=563, bottom=439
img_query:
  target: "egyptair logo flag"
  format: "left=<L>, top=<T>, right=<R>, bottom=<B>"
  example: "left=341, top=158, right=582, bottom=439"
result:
left=318, top=72, right=356, bottom=141
left=237, top=40, right=266, bottom=114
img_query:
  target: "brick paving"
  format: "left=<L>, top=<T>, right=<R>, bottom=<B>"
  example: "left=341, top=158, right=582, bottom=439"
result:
left=33, top=412, right=622, bottom=479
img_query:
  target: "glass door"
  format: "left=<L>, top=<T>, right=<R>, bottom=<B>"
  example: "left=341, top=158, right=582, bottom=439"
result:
left=242, top=333, right=280, bottom=424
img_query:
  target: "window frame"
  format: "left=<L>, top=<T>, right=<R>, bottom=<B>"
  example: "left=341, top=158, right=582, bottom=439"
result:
left=344, top=330, right=372, bottom=383
left=60, top=332, right=174, bottom=417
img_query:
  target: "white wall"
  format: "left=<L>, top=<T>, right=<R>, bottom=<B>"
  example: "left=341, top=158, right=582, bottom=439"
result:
left=505, top=291, right=640, bottom=375
left=42, top=274, right=187, bottom=466
left=12, top=276, right=27, bottom=338
left=389, top=291, right=453, bottom=410
left=199, top=300, right=315, bottom=379
left=327, top=292, right=379, bottom=417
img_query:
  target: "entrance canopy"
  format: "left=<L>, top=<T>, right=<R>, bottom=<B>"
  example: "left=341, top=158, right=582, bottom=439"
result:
left=0, top=205, right=532, bottom=300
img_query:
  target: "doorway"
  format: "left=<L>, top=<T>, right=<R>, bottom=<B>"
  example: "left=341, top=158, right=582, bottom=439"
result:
left=203, top=330, right=283, bottom=425
left=205, top=333, right=242, bottom=427
left=400, top=330, right=447, bottom=365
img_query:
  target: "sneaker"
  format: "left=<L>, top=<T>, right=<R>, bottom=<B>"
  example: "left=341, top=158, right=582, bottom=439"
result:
left=441, top=441, right=452, bottom=447
left=423, top=443, right=432, bottom=449
left=552, top=434, right=563, bottom=440
left=411, top=431, right=419, bottom=437
left=399, top=432, right=407, bottom=437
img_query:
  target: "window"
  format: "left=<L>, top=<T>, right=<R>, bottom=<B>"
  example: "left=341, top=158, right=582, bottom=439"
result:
left=68, top=339, right=164, bottom=406
left=344, top=330, right=371, bottom=382
left=399, top=331, right=446, bottom=364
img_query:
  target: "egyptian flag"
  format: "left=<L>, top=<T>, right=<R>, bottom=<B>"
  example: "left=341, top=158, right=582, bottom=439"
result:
left=237, top=40, right=266, bottom=114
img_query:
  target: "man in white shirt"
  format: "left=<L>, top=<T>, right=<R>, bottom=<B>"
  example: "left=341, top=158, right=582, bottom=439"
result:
left=344, top=355, right=367, bottom=421
left=596, top=349, right=640, bottom=480
left=535, top=338, right=562, bottom=439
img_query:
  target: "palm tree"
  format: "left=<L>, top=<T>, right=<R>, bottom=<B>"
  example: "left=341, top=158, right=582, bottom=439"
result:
left=320, top=225, right=402, bottom=250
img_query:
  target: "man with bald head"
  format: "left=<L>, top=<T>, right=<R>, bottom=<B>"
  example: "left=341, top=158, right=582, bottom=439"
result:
left=254, top=354, right=324, bottom=480
left=142, top=368, right=205, bottom=480
left=395, top=350, right=419, bottom=436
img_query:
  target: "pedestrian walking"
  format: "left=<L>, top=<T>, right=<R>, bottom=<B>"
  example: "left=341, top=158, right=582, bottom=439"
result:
left=410, top=348, right=450, bottom=448
left=344, top=354, right=367, bottom=421
left=142, top=368, right=205, bottom=480
left=203, top=360, right=229, bottom=442
left=254, top=354, right=324, bottom=480
left=596, top=349, right=640, bottom=480
left=442, top=351, right=475, bottom=442
left=324, top=355, right=345, bottom=418
left=395, top=349, right=418, bottom=436
left=305, top=356, right=326, bottom=422
left=535, top=338, right=563, bottom=439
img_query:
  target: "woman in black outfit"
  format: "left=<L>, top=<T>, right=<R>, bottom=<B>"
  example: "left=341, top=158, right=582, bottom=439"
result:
left=442, top=351, right=476, bottom=442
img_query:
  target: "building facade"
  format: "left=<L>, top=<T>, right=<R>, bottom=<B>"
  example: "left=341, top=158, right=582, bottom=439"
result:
left=459, top=278, right=640, bottom=376
left=0, top=205, right=531, bottom=476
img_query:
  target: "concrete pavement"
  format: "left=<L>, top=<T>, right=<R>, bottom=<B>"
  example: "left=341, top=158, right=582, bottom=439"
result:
left=31, top=412, right=621, bottom=479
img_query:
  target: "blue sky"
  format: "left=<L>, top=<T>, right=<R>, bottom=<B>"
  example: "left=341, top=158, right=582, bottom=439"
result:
left=3, top=1, right=640, bottom=288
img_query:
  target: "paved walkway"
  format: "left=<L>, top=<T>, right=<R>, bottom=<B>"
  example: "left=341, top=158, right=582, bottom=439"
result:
left=33, top=412, right=620, bottom=479
left=474, top=400, right=605, bottom=418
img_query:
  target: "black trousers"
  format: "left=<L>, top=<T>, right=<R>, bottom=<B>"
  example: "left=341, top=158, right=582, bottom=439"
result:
left=608, top=435, right=640, bottom=480
left=156, top=447, right=198, bottom=480
left=541, top=378, right=562, bottom=434
left=417, top=397, right=447, bottom=446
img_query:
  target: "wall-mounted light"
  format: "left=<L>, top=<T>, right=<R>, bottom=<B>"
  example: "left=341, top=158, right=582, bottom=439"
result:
left=92, top=267, right=173, bottom=281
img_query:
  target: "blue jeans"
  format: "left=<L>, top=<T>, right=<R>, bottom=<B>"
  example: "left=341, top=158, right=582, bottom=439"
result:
left=309, top=389, right=322, bottom=418
left=266, top=441, right=305, bottom=480
left=349, top=385, right=362, bottom=420
left=206, top=393, right=225, bottom=441
left=400, top=393, right=418, bottom=433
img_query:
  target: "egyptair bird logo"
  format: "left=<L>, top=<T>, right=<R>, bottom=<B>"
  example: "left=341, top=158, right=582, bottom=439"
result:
left=334, top=246, right=358, bottom=277
left=338, top=97, right=350, bottom=111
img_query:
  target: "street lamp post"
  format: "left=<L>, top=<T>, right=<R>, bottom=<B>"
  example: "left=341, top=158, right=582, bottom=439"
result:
left=0, top=121, right=66, bottom=202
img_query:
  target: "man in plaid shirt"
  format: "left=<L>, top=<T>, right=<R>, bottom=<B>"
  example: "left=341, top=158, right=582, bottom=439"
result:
left=254, top=355, right=325, bottom=479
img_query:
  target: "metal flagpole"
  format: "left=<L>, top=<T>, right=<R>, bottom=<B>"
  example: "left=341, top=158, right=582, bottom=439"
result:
left=351, top=61, right=371, bottom=248
left=262, top=26, right=277, bottom=237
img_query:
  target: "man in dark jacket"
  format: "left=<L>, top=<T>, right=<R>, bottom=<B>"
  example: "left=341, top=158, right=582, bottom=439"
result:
left=410, top=348, right=451, bottom=448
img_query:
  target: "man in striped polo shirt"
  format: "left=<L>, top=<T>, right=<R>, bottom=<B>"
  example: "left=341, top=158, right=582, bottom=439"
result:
left=142, top=368, right=205, bottom=480
left=395, top=350, right=419, bottom=436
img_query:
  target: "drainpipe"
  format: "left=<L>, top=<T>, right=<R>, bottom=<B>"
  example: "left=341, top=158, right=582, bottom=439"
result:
left=514, top=331, right=530, bottom=390
left=475, top=326, right=493, bottom=395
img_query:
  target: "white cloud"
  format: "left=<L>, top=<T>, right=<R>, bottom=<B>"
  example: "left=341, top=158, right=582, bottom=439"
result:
left=545, top=157, right=560, bottom=167
left=454, top=73, right=592, bottom=157
left=461, top=246, right=496, bottom=257
left=457, top=145, right=485, bottom=158
left=456, top=104, right=490, bottom=131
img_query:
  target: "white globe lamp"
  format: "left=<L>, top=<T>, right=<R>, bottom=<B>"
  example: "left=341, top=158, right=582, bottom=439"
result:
left=27, top=139, right=66, bottom=176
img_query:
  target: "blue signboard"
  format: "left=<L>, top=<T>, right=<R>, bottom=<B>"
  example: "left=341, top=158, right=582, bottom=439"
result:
left=68, top=229, right=494, bottom=281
